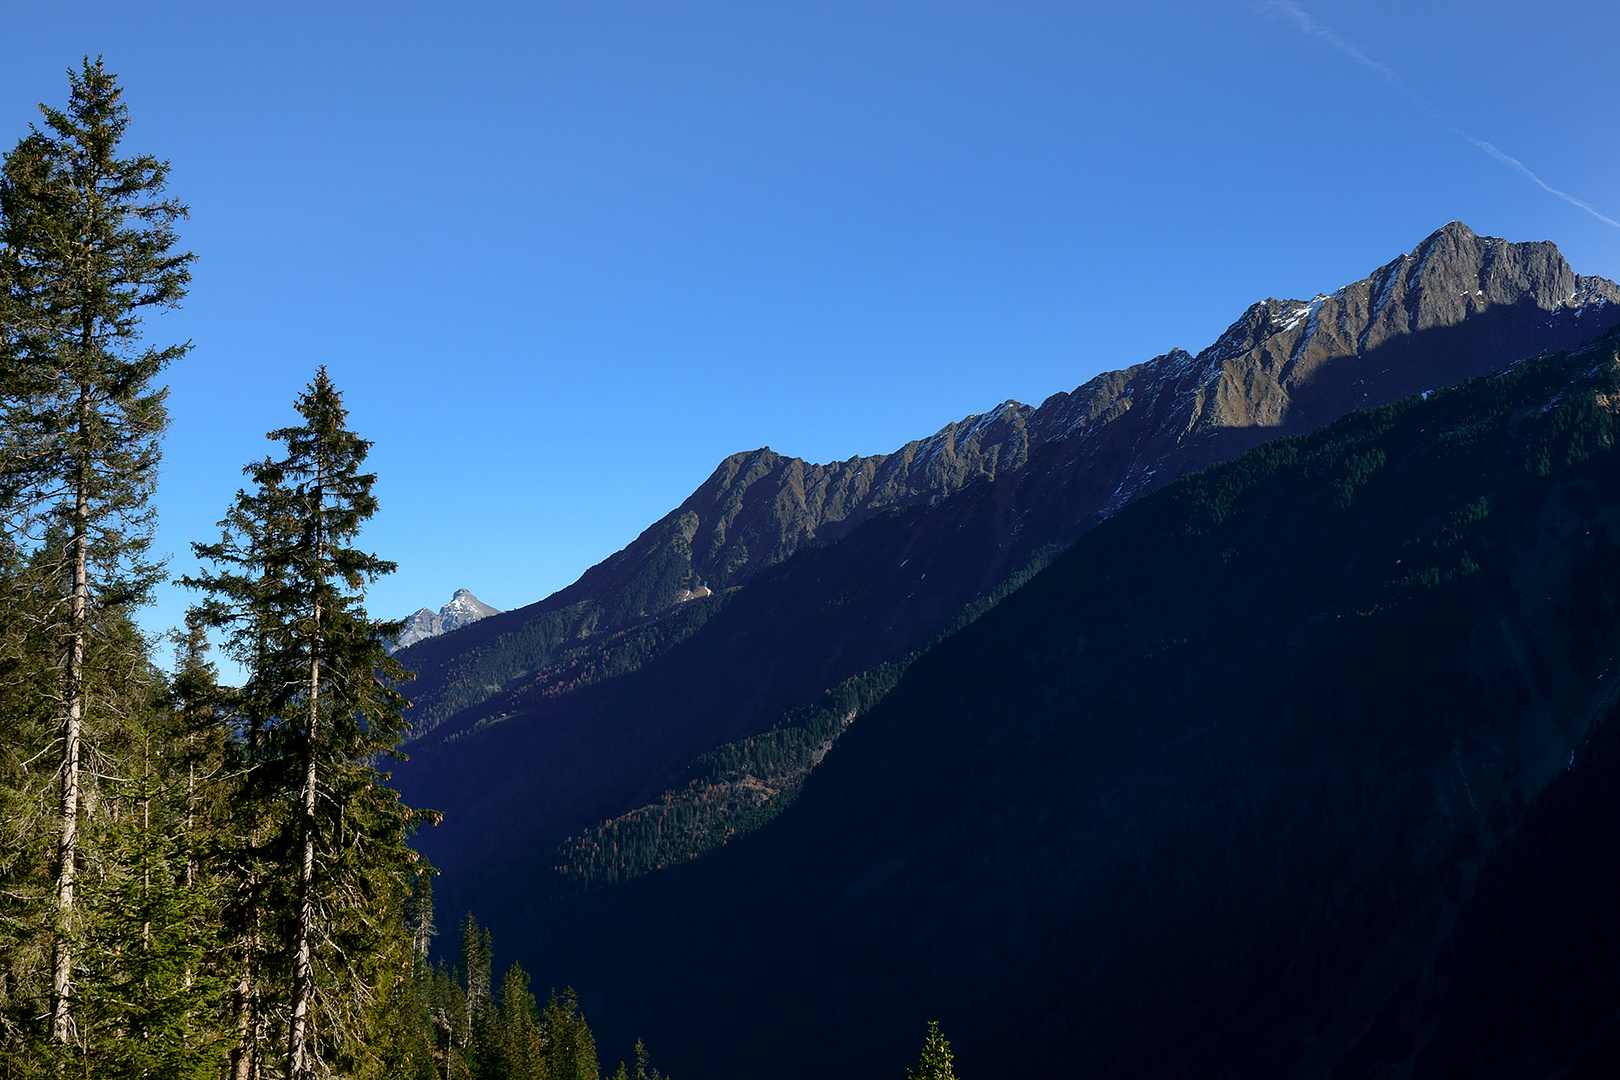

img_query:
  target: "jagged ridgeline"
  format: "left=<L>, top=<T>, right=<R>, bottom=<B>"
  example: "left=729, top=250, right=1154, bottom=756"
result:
left=515, top=327, right=1620, bottom=1079
left=394, top=221, right=1620, bottom=743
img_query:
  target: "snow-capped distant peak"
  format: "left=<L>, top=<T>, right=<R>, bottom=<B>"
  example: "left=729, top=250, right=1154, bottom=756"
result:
left=392, top=589, right=501, bottom=652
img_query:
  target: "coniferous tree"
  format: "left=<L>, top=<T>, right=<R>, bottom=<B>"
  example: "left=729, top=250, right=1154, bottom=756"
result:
left=188, top=485, right=297, bottom=1080
left=185, top=369, right=428, bottom=1080
left=459, top=912, right=498, bottom=1079
left=0, top=544, right=66, bottom=1064
left=493, top=964, right=546, bottom=1080
left=0, top=56, right=193, bottom=1044
left=905, top=1021, right=956, bottom=1080
left=77, top=694, right=224, bottom=1079
left=610, top=1039, right=667, bottom=1080
left=364, top=869, right=440, bottom=1080
left=539, top=987, right=600, bottom=1080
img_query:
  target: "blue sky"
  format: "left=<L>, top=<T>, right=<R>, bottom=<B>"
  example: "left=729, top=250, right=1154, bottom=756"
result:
left=3, top=0, right=1619, bottom=645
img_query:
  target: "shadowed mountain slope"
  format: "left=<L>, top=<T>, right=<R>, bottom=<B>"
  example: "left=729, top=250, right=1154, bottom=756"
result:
left=395, top=226, right=1620, bottom=910
left=505, top=327, right=1620, bottom=1080
left=395, top=223, right=1620, bottom=741
left=1333, top=685, right=1620, bottom=1079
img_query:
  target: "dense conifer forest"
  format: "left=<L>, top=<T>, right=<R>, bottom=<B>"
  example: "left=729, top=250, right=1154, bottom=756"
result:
left=0, top=57, right=960, bottom=1080
left=0, top=60, right=691, bottom=1080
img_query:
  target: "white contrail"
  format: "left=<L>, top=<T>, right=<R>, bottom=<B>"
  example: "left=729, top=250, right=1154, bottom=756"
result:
left=1265, top=0, right=1405, bottom=92
left=1261, top=0, right=1620, bottom=230
left=1459, top=136, right=1620, bottom=229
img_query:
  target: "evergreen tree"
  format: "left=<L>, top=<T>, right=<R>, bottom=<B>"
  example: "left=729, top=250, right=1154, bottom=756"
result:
left=0, top=55, right=193, bottom=1044
left=188, top=484, right=297, bottom=1080
left=539, top=987, right=599, bottom=1080
left=0, top=544, right=66, bottom=1065
left=460, top=910, right=493, bottom=1026
left=905, top=1021, right=956, bottom=1080
left=610, top=1039, right=666, bottom=1080
left=458, top=912, right=498, bottom=1078
left=77, top=698, right=225, bottom=1079
left=185, top=369, right=428, bottom=1080
left=493, top=964, right=545, bottom=1080
left=364, top=870, right=440, bottom=1080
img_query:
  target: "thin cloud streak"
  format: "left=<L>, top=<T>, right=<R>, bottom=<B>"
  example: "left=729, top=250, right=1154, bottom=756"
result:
left=1261, top=0, right=1620, bottom=230
left=1460, top=136, right=1620, bottom=230
left=1265, top=0, right=1403, bottom=92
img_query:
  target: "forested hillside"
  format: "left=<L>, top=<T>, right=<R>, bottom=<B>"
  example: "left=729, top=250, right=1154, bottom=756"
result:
left=397, top=224, right=1620, bottom=947
left=503, top=326, right=1620, bottom=1079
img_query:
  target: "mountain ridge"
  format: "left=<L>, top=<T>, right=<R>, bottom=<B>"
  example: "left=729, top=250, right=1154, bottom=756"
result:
left=395, top=222, right=1620, bottom=740
left=392, top=226, right=1620, bottom=974
left=504, top=324, right=1620, bottom=1079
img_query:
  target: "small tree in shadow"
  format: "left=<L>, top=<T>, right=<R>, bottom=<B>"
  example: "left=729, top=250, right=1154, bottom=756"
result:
left=906, top=1020, right=956, bottom=1080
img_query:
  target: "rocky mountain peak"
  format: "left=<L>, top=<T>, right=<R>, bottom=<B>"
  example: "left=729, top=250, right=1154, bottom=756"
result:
left=1012, top=223, right=1620, bottom=515
left=392, top=589, right=500, bottom=652
left=527, top=224, right=1620, bottom=638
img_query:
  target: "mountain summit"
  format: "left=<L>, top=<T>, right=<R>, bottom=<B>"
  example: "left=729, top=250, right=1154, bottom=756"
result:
left=580, top=220, right=1620, bottom=602
left=393, top=589, right=499, bottom=651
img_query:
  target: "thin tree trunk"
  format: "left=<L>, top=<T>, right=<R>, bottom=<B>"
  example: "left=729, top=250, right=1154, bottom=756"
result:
left=228, top=960, right=253, bottom=1080
left=51, top=387, right=92, bottom=1045
left=287, top=600, right=321, bottom=1080
left=229, top=903, right=262, bottom=1080
left=232, top=647, right=269, bottom=1080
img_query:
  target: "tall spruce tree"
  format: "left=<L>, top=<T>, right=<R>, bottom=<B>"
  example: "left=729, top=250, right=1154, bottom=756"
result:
left=0, top=56, right=193, bottom=1044
left=185, top=369, right=427, bottom=1080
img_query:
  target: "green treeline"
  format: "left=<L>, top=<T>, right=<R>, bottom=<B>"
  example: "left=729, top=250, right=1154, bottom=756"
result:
left=0, top=59, right=667, bottom=1080
left=0, top=58, right=965, bottom=1080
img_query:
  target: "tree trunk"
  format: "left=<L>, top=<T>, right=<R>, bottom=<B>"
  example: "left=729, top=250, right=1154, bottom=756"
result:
left=228, top=950, right=254, bottom=1080
left=232, top=649, right=268, bottom=1080
left=287, top=601, right=321, bottom=1080
left=50, top=387, right=92, bottom=1045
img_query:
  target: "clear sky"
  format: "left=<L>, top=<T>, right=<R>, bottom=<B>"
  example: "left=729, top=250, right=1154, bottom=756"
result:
left=3, top=0, right=1618, bottom=646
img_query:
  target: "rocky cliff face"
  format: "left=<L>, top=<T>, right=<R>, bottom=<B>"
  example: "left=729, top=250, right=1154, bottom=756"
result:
left=395, top=222, right=1620, bottom=735
left=1025, top=221, right=1620, bottom=516
left=393, top=589, right=499, bottom=651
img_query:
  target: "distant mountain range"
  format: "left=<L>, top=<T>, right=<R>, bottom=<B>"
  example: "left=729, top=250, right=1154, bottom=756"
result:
left=391, top=589, right=498, bottom=651
left=387, top=223, right=1620, bottom=1076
